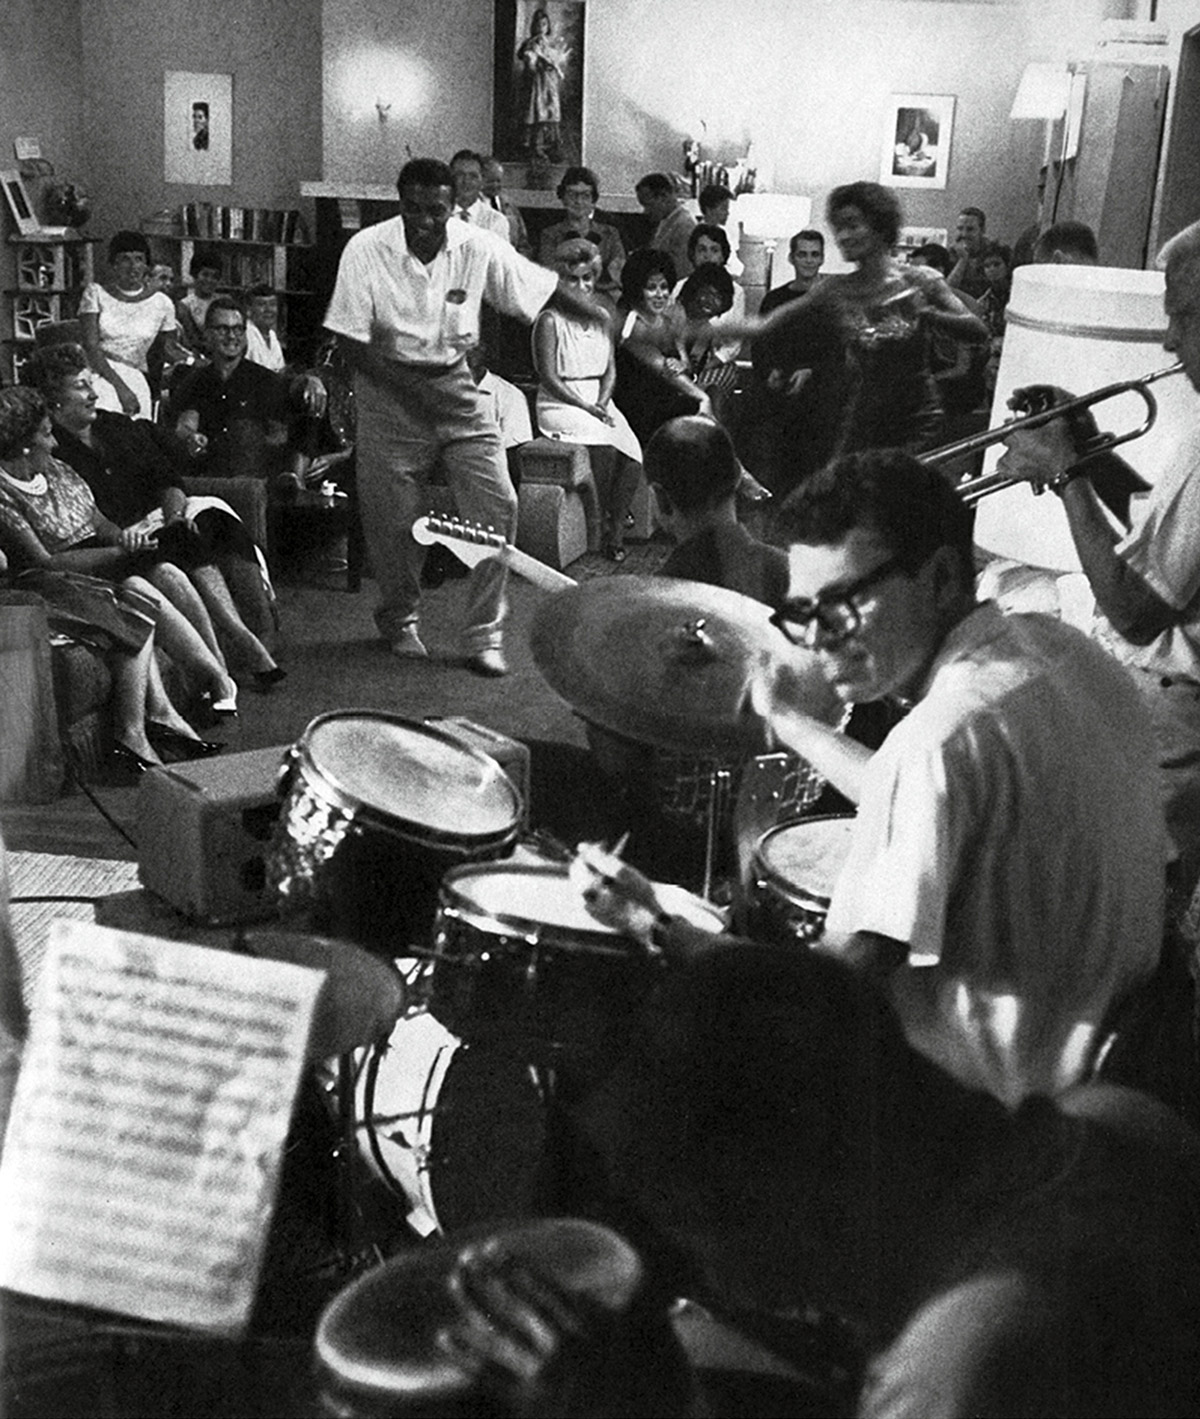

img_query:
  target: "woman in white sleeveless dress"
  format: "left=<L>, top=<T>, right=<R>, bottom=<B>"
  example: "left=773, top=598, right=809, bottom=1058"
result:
left=78, top=231, right=191, bottom=421
left=533, top=237, right=643, bottom=560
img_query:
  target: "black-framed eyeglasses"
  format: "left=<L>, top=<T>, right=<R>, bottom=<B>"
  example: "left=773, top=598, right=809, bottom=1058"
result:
left=770, top=555, right=907, bottom=646
left=210, top=323, right=246, bottom=336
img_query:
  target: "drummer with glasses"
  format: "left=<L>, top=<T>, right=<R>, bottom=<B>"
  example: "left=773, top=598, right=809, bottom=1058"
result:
left=588, top=446, right=1166, bottom=1110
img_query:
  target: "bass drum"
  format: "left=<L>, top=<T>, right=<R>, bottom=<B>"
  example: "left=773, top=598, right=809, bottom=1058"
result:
left=269, top=713, right=521, bottom=957
left=746, top=815, right=856, bottom=945
left=355, top=1010, right=547, bottom=1238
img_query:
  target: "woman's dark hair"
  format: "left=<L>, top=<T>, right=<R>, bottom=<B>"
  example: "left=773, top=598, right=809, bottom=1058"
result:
left=557, top=166, right=599, bottom=203
left=21, top=343, right=90, bottom=402
left=678, top=264, right=735, bottom=315
left=827, top=182, right=903, bottom=248
left=688, top=223, right=731, bottom=265
left=620, top=247, right=677, bottom=309
left=530, top=6, right=551, bottom=32
left=981, top=240, right=1013, bottom=272
left=0, top=386, right=49, bottom=460
left=108, top=230, right=151, bottom=263
left=774, top=447, right=976, bottom=587
left=911, top=242, right=952, bottom=277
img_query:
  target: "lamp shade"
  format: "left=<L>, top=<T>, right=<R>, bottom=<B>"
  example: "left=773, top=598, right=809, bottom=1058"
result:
left=736, top=194, right=813, bottom=288
left=1010, top=63, right=1072, bottom=120
left=974, top=264, right=1199, bottom=573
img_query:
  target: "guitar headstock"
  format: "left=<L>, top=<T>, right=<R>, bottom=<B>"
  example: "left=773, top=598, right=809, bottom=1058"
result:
left=412, top=514, right=507, bottom=569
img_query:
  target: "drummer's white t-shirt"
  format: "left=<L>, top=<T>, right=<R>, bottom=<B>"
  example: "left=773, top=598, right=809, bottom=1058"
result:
left=824, top=603, right=1165, bottom=1108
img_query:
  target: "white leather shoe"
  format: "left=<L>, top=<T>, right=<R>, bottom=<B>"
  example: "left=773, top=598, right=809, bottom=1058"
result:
left=389, top=627, right=429, bottom=659
left=465, top=647, right=508, bottom=677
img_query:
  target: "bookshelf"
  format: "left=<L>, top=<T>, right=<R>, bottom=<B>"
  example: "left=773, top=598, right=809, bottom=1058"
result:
left=147, top=206, right=316, bottom=350
left=3, top=233, right=96, bottom=382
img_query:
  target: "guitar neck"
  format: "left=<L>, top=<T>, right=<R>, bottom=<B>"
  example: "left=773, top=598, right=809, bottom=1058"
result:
left=497, top=544, right=577, bottom=593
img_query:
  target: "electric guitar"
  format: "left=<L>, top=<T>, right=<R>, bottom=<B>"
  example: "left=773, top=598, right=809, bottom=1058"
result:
left=412, top=514, right=576, bottom=593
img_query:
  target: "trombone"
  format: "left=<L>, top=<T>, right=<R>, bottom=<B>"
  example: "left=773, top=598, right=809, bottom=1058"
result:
left=921, top=362, right=1186, bottom=504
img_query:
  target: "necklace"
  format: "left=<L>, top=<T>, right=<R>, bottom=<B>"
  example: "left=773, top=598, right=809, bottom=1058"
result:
left=108, top=282, right=149, bottom=303
left=0, top=462, right=48, bottom=496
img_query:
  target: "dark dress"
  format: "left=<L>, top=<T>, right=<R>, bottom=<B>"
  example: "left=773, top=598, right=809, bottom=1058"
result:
left=614, top=308, right=700, bottom=447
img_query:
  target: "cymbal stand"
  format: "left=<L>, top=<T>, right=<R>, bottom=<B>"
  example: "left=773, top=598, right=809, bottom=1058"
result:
left=702, top=765, right=733, bottom=902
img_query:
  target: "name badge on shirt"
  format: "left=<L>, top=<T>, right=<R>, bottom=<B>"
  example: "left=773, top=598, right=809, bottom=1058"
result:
left=445, top=289, right=473, bottom=350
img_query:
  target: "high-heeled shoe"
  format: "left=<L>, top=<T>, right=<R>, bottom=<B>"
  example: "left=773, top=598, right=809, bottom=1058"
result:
left=251, top=666, right=288, bottom=691
left=146, top=723, right=225, bottom=759
left=199, top=689, right=238, bottom=722
left=111, top=741, right=160, bottom=776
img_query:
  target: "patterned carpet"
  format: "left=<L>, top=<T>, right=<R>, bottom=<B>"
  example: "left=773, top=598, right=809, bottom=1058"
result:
left=8, top=852, right=141, bottom=1013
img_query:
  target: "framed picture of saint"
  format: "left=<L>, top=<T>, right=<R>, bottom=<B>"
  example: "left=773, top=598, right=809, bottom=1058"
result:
left=493, top=2, right=585, bottom=168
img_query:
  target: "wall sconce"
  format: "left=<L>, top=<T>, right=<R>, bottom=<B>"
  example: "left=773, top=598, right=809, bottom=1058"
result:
left=375, top=98, right=393, bottom=123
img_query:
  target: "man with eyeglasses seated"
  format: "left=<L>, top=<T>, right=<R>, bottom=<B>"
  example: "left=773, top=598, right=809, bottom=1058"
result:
left=167, top=296, right=324, bottom=497
left=591, top=447, right=1167, bottom=1110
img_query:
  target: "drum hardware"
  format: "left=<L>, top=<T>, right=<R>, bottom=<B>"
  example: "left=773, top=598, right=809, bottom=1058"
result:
left=921, top=361, right=1184, bottom=504
left=242, top=928, right=406, bottom=1269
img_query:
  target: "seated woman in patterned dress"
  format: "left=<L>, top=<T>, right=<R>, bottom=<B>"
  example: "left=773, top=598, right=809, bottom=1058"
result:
left=0, top=386, right=238, bottom=724
left=0, top=387, right=219, bottom=770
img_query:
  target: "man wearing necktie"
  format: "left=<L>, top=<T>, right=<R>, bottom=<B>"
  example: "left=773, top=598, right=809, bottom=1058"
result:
left=450, top=150, right=510, bottom=241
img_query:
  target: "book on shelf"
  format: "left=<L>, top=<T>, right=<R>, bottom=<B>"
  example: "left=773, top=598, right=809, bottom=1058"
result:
left=175, top=205, right=309, bottom=247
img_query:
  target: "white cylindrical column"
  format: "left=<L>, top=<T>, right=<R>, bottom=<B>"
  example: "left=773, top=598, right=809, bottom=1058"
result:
left=973, top=264, right=1199, bottom=572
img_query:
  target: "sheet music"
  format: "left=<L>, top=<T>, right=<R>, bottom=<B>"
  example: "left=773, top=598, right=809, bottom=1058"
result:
left=0, top=920, right=323, bottom=1334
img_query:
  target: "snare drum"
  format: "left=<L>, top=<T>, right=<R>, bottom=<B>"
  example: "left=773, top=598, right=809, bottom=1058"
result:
left=747, top=815, right=855, bottom=945
left=355, top=1010, right=546, bottom=1237
left=427, top=862, right=726, bottom=1055
left=269, top=713, right=521, bottom=957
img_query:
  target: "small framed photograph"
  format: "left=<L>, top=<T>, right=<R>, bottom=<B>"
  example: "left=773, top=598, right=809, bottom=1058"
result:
left=0, top=169, right=40, bottom=235
left=164, top=71, right=233, bottom=186
left=880, top=95, right=955, bottom=190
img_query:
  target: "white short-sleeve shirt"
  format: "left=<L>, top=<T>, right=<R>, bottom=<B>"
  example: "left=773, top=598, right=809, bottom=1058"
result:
left=1096, top=423, right=1200, bottom=685
left=323, top=216, right=558, bottom=367
left=825, top=604, right=1166, bottom=1106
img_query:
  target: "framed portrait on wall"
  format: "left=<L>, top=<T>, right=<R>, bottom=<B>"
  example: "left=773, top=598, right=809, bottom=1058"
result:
left=880, top=94, right=955, bottom=190
left=0, top=170, right=40, bottom=234
left=164, top=72, right=232, bottom=186
left=493, top=2, right=585, bottom=168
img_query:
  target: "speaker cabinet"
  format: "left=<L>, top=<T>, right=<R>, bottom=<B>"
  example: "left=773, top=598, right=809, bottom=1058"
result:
left=136, top=746, right=290, bottom=923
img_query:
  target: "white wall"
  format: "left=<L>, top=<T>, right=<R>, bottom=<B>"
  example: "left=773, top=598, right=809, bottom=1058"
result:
left=318, top=0, right=1154, bottom=246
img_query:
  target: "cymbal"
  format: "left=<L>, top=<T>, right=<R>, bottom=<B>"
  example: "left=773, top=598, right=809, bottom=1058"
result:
left=530, top=577, right=837, bottom=755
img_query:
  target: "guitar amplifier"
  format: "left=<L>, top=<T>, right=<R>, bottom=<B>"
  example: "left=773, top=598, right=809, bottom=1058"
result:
left=136, top=745, right=290, bottom=923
